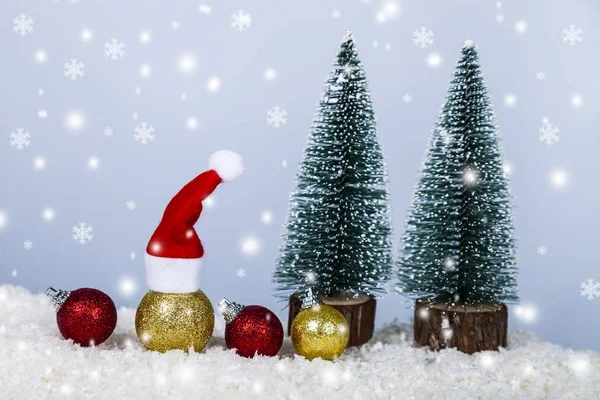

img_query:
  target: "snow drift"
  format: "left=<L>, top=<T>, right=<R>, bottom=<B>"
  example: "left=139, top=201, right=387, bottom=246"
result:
left=0, top=285, right=598, bottom=399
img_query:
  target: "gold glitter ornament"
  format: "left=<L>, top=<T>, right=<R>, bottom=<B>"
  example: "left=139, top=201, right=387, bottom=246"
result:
left=135, top=290, right=214, bottom=353
left=291, top=288, right=349, bottom=360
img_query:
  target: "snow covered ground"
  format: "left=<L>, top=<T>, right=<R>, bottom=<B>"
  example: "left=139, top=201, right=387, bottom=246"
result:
left=1, top=285, right=598, bottom=400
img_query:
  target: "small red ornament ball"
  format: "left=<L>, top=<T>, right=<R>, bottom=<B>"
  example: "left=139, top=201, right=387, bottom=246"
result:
left=225, top=305, right=284, bottom=358
left=56, top=288, right=117, bottom=347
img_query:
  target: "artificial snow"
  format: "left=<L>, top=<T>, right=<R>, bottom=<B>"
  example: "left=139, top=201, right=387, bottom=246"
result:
left=1, top=285, right=599, bottom=399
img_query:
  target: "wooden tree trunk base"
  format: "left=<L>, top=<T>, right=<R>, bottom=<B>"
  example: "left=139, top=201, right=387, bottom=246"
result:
left=288, top=292, right=376, bottom=347
left=414, top=299, right=508, bottom=354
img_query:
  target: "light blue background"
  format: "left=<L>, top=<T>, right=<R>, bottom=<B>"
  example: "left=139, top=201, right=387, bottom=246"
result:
left=1, top=0, right=599, bottom=350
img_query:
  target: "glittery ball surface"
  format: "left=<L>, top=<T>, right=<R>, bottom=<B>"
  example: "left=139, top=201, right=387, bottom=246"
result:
left=135, top=290, right=214, bottom=353
left=56, top=288, right=117, bottom=347
left=291, top=304, right=349, bottom=360
left=225, top=305, right=284, bottom=358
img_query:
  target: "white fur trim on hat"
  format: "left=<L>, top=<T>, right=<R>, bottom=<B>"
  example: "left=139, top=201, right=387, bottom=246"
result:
left=208, top=150, right=244, bottom=182
left=145, top=253, right=203, bottom=293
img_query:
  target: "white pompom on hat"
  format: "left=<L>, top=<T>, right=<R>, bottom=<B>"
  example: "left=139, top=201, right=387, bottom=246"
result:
left=209, top=150, right=244, bottom=182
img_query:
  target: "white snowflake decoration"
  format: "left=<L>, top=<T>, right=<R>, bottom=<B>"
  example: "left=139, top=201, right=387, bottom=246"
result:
left=63, top=59, right=84, bottom=81
left=495, top=14, right=505, bottom=23
left=171, top=20, right=180, bottom=31
left=332, top=9, right=341, bottom=19
left=230, top=10, right=251, bottom=32
left=580, top=279, right=600, bottom=301
left=104, top=38, right=125, bottom=60
left=236, top=268, right=247, bottom=278
left=9, top=128, right=31, bottom=150
left=133, top=123, right=155, bottom=145
left=23, top=241, right=33, bottom=250
left=267, top=106, right=288, bottom=129
left=536, top=71, right=546, bottom=81
left=403, top=94, right=412, bottom=104
left=72, top=222, right=93, bottom=245
left=562, top=24, right=583, bottom=46
left=538, top=118, right=559, bottom=145
left=413, top=27, right=434, bottom=48
left=126, top=201, right=136, bottom=210
left=537, top=245, right=547, bottom=256
left=13, top=14, right=34, bottom=37
left=103, top=127, right=113, bottom=137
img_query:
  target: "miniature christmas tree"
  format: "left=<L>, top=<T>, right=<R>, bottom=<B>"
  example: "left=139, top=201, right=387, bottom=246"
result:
left=274, top=31, right=392, bottom=345
left=398, top=40, right=518, bottom=307
left=398, top=41, right=517, bottom=353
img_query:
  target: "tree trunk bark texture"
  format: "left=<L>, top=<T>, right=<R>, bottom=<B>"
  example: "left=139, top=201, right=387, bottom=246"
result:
left=413, top=299, right=508, bottom=354
left=288, top=292, right=377, bottom=347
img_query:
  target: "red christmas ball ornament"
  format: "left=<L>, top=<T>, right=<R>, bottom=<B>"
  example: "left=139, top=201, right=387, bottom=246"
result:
left=219, top=298, right=284, bottom=358
left=45, top=286, right=117, bottom=347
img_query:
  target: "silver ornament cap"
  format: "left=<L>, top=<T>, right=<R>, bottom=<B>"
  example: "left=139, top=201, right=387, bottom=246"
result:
left=45, top=287, right=71, bottom=311
left=218, top=298, right=245, bottom=324
left=300, top=288, right=322, bottom=310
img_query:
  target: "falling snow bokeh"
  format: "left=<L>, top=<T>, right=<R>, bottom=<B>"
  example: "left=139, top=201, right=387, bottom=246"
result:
left=33, top=156, right=46, bottom=170
left=0, top=0, right=599, bottom=357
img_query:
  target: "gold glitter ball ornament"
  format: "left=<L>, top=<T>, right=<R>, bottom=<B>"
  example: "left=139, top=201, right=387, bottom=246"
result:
left=135, top=290, right=214, bottom=353
left=291, top=304, right=349, bottom=360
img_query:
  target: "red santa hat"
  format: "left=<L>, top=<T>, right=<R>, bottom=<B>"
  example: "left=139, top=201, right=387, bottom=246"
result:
left=145, top=150, right=244, bottom=293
